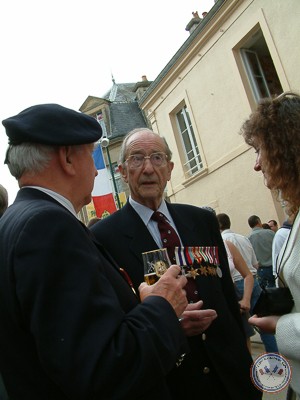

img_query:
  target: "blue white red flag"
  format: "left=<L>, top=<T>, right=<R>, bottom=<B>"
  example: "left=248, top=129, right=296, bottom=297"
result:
left=92, top=144, right=117, bottom=218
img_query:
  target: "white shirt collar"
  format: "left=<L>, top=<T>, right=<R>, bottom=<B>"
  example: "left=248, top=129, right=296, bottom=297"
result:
left=129, top=197, right=172, bottom=225
left=23, top=186, right=77, bottom=217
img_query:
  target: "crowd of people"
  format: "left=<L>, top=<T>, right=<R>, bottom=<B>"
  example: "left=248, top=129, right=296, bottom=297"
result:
left=217, top=212, right=278, bottom=353
left=0, top=91, right=299, bottom=400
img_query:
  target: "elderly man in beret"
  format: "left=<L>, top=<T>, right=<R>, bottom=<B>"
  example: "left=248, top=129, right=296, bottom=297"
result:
left=0, top=104, right=189, bottom=400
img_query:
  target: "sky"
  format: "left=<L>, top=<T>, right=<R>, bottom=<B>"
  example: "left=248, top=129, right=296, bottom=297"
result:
left=0, top=0, right=215, bottom=204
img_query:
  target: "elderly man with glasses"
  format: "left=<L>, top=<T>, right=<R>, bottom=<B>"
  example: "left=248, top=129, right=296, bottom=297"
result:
left=91, top=127, right=261, bottom=400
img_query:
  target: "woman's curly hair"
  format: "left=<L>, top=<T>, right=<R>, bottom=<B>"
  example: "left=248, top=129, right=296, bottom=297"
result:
left=240, top=92, right=300, bottom=213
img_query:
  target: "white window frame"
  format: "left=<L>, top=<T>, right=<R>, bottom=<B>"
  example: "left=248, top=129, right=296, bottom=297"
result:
left=241, top=48, right=271, bottom=102
left=110, top=161, right=123, bottom=194
left=96, top=111, right=109, bottom=138
left=175, top=105, right=203, bottom=176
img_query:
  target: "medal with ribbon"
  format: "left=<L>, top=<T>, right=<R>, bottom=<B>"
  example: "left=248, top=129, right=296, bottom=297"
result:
left=175, top=246, right=222, bottom=278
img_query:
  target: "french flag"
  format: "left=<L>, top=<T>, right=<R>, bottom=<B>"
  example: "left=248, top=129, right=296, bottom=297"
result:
left=92, top=143, right=117, bottom=218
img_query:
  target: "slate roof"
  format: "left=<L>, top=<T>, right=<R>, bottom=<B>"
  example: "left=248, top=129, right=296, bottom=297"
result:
left=109, top=101, right=148, bottom=138
left=102, top=82, right=137, bottom=103
left=102, top=82, right=149, bottom=139
left=80, top=80, right=151, bottom=140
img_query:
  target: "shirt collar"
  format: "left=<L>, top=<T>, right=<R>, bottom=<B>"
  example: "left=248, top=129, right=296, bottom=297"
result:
left=129, top=197, right=171, bottom=225
left=22, top=186, right=77, bottom=216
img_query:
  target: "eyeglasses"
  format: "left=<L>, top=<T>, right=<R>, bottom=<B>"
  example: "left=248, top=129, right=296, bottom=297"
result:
left=125, top=152, right=168, bottom=169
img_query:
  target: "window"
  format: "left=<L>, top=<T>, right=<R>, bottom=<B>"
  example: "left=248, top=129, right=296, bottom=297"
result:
left=96, top=109, right=112, bottom=137
left=110, top=162, right=123, bottom=194
left=96, top=112, right=108, bottom=137
left=240, top=30, right=282, bottom=102
left=176, top=106, right=203, bottom=176
left=241, top=49, right=271, bottom=100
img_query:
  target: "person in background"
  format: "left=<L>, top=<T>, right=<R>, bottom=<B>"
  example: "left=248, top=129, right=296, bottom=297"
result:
left=0, top=185, right=9, bottom=400
left=240, top=91, right=300, bottom=400
left=272, top=205, right=296, bottom=281
left=217, top=212, right=278, bottom=353
left=248, top=215, right=275, bottom=288
left=0, top=105, right=189, bottom=400
left=268, top=219, right=279, bottom=232
left=87, top=216, right=100, bottom=228
left=262, top=222, right=272, bottom=230
left=203, top=208, right=255, bottom=352
left=224, top=239, right=255, bottom=352
left=91, top=127, right=262, bottom=400
left=0, top=184, right=8, bottom=218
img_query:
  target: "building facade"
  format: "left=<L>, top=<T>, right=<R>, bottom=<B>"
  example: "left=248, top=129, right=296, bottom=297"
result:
left=139, top=0, right=300, bottom=234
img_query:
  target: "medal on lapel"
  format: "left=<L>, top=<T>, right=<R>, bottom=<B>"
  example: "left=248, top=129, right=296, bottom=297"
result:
left=174, top=246, right=222, bottom=278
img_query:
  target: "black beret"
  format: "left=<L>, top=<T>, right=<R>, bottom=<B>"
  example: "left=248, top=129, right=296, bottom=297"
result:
left=2, top=103, right=102, bottom=146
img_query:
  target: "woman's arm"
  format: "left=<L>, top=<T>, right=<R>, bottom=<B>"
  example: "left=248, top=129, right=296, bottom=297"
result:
left=225, top=240, right=254, bottom=312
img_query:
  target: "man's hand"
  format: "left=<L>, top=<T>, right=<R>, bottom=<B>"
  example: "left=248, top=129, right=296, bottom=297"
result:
left=139, top=265, right=188, bottom=317
left=179, top=301, right=217, bottom=336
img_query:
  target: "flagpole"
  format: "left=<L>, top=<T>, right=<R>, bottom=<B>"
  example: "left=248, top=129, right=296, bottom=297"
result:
left=100, top=138, right=121, bottom=209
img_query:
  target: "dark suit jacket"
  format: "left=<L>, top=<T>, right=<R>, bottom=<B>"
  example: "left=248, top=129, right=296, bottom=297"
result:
left=0, top=189, right=188, bottom=400
left=92, top=202, right=262, bottom=400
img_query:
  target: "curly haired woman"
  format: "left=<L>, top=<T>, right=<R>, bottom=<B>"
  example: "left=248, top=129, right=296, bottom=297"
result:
left=240, top=92, right=300, bottom=400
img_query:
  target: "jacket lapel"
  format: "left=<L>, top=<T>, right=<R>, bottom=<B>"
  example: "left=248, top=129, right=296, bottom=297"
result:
left=167, top=204, right=198, bottom=245
left=119, top=203, right=159, bottom=259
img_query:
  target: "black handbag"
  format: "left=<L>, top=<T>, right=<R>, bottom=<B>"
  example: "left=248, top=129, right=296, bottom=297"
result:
left=252, top=286, right=294, bottom=317
left=253, top=219, right=297, bottom=318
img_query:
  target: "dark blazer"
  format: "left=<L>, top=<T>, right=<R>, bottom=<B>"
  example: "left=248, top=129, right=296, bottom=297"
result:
left=92, top=202, right=262, bottom=400
left=0, top=189, right=188, bottom=400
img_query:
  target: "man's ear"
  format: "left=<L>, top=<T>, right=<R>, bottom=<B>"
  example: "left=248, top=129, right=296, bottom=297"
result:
left=167, top=161, right=174, bottom=181
left=58, top=146, right=76, bottom=176
left=118, top=163, right=128, bottom=182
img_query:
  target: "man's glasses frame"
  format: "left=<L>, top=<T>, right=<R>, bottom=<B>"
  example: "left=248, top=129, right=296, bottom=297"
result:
left=125, top=152, right=168, bottom=169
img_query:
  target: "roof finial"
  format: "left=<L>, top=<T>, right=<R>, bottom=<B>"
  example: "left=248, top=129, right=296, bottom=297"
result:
left=111, top=72, right=116, bottom=85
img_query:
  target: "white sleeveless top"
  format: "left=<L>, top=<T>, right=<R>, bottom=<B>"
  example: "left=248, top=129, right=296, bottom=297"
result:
left=224, top=241, right=242, bottom=282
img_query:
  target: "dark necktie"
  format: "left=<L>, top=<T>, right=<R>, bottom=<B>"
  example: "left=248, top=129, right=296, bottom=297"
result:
left=151, top=211, right=199, bottom=303
left=151, top=211, right=180, bottom=263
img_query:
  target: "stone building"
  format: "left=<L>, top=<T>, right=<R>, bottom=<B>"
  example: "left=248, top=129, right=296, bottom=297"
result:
left=138, top=0, right=300, bottom=234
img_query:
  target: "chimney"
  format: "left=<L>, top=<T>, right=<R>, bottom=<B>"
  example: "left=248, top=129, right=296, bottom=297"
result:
left=134, top=76, right=152, bottom=100
left=185, top=11, right=202, bottom=35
